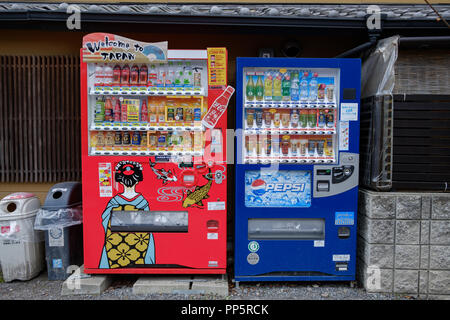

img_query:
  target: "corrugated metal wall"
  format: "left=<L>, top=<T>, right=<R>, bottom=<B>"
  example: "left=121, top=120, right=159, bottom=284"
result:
left=0, top=55, right=81, bottom=183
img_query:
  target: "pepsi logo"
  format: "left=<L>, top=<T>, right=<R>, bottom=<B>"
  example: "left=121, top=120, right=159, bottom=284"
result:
left=251, top=179, right=267, bottom=196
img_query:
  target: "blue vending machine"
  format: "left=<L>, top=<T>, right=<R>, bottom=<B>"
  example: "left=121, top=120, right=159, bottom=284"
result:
left=234, top=57, right=361, bottom=283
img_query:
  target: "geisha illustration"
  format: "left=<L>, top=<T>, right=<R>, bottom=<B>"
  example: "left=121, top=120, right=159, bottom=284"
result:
left=99, top=160, right=155, bottom=268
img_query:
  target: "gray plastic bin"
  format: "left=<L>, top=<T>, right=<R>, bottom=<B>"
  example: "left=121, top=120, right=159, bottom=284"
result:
left=34, top=182, right=83, bottom=280
left=0, top=193, right=45, bottom=282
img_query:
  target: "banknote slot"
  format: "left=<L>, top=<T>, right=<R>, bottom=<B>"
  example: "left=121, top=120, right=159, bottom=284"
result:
left=110, top=210, right=188, bottom=232
left=248, top=218, right=325, bottom=240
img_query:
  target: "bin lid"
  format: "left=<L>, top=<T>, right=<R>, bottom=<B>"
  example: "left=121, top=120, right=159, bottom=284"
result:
left=42, top=181, right=82, bottom=210
left=0, top=192, right=41, bottom=218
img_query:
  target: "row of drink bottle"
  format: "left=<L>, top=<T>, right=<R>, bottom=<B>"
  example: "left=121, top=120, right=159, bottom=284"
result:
left=245, top=135, right=334, bottom=158
left=246, top=108, right=335, bottom=129
left=94, top=96, right=204, bottom=125
left=93, top=62, right=201, bottom=88
left=246, top=70, right=335, bottom=102
left=91, top=130, right=203, bottom=152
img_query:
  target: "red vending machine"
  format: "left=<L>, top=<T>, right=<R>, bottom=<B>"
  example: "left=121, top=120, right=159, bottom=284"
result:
left=80, top=33, right=232, bottom=274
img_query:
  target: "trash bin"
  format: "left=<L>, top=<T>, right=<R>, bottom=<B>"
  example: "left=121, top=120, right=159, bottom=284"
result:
left=0, top=192, right=45, bottom=282
left=34, top=182, right=83, bottom=280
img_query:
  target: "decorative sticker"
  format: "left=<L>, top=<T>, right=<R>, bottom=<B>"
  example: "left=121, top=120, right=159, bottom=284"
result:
left=207, top=47, right=227, bottom=88
left=207, top=201, right=226, bottom=211
left=340, top=103, right=359, bottom=121
left=332, top=254, right=351, bottom=262
left=248, top=241, right=260, bottom=253
left=314, top=240, right=325, bottom=247
left=48, top=227, right=64, bottom=247
left=98, top=162, right=113, bottom=197
left=335, top=212, right=355, bottom=225
left=339, top=121, right=349, bottom=151
left=247, top=253, right=260, bottom=265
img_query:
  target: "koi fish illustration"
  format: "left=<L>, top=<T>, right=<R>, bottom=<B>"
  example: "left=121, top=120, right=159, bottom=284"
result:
left=149, top=159, right=178, bottom=185
left=182, top=170, right=213, bottom=208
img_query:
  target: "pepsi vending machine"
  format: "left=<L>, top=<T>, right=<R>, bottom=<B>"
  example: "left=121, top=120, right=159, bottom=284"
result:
left=234, top=58, right=361, bottom=283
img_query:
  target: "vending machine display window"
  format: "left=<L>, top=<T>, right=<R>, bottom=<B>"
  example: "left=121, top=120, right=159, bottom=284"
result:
left=242, top=67, right=340, bottom=165
left=244, top=170, right=311, bottom=208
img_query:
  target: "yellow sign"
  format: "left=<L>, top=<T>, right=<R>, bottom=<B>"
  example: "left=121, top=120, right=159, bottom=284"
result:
left=207, top=47, right=227, bottom=88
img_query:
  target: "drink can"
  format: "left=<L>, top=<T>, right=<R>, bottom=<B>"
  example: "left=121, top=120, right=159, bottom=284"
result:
left=299, top=110, right=308, bottom=128
left=291, top=109, right=299, bottom=128
left=281, top=135, right=290, bottom=156
left=140, top=133, right=148, bottom=150
left=299, top=139, right=307, bottom=156
left=194, top=107, right=202, bottom=121
left=256, top=137, right=262, bottom=156
left=114, top=131, right=122, bottom=147
left=255, top=110, right=263, bottom=128
left=264, top=110, right=272, bottom=127
left=185, top=107, right=193, bottom=122
left=308, top=140, right=316, bottom=156
left=326, top=111, right=334, bottom=128
left=167, top=107, right=175, bottom=122
left=96, top=132, right=105, bottom=148
left=246, top=109, right=255, bottom=128
left=291, top=139, right=298, bottom=156
left=272, top=136, right=280, bottom=156
left=264, top=135, right=272, bottom=155
left=273, top=112, right=280, bottom=128
left=104, top=132, right=114, bottom=150
left=281, top=112, right=290, bottom=128
left=318, top=110, right=326, bottom=128
left=248, top=135, right=256, bottom=155
left=122, top=131, right=131, bottom=146
left=149, top=133, right=157, bottom=150
left=308, top=109, right=317, bottom=128
left=316, top=139, right=324, bottom=156
left=158, top=133, right=167, bottom=149
left=326, top=85, right=335, bottom=102
left=131, top=131, right=141, bottom=146
left=324, top=138, right=333, bottom=156
left=175, top=107, right=184, bottom=122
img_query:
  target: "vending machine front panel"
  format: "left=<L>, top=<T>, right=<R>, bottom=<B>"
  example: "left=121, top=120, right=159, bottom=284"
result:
left=234, top=57, right=361, bottom=282
left=81, top=33, right=229, bottom=274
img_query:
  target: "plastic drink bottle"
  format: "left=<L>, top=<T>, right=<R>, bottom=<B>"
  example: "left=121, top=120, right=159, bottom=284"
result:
left=94, top=63, right=104, bottom=87
left=157, top=64, right=165, bottom=87
left=121, top=100, right=128, bottom=123
left=272, top=71, right=282, bottom=101
left=255, top=75, right=264, bottom=101
left=183, top=62, right=193, bottom=88
left=281, top=71, right=291, bottom=101
left=130, top=65, right=139, bottom=85
left=300, top=72, right=309, bottom=101
left=165, top=62, right=175, bottom=86
left=140, top=99, right=148, bottom=122
left=121, top=65, right=130, bottom=86
left=290, top=71, right=300, bottom=101
left=104, top=97, right=113, bottom=122
left=103, top=64, right=113, bottom=87
left=148, top=65, right=157, bottom=87
left=246, top=74, right=255, bottom=101
left=112, top=65, right=121, bottom=86
left=139, top=65, right=148, bottom=86
left=113, top=99, right=121, bottom=122
left=174, top=62, right=183, bottom=87
left=94, top=98, right=105, bottom=123
left=309, top=72, right=318, bottom=101
left=263, top=71, right=273, bottom=101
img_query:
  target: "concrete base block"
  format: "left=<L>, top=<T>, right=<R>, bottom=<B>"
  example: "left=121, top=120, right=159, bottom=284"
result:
left=132, top=275, right=229, bottom=296
left=190, top=275, right=229, bottom=297
left=132, top=276, right=191, bottom=295
left=61, top=265, right=112, bottom=295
